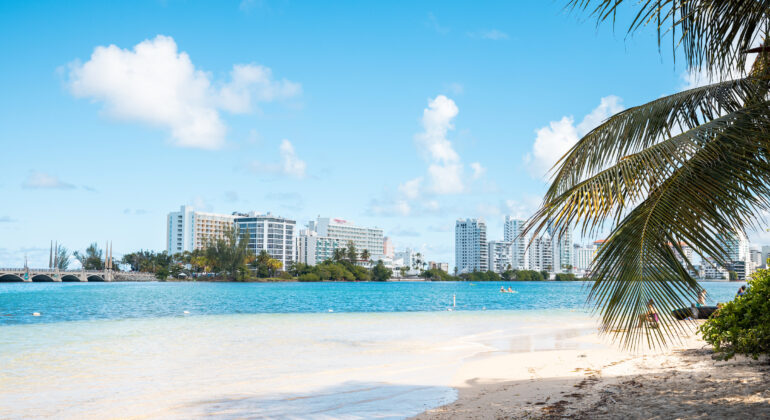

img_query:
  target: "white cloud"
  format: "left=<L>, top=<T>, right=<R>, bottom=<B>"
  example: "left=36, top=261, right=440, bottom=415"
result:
left=470, top=162, right=486, bottom=179
left=527, top=95, right=624, bottom=178
left=469, top=29, right=509, bottom=40
left=67, top=35, right=300, bottom=150
left=22, top=172, right=75, bottom=189
left=399, top=177, right=423, bottom=200
left=369, top=198, right=412, bottom=217
left=279, top=139, right=306, bottom=178
left=251, top=139, right=307, bottom=178
left=413, top=95, right=468, bottom=194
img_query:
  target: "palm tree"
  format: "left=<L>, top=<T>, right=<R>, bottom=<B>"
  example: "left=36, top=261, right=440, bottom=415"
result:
left=360, top=249, right=371, bottom=265
left=527, top=1, right=770, bottom=348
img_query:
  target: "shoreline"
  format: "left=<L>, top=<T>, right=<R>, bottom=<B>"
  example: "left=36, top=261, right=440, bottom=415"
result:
left=414, top=322, right=770, bottom=419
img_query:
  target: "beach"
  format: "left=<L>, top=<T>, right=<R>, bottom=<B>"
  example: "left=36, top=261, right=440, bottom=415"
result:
left=416, top=321, right=770, bottom=419
left=1, top=281, right=758, bottom=419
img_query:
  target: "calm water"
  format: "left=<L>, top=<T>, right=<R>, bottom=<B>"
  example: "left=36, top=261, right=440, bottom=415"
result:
left=0, top=280, right=744, bottom=325
left=0, top=281, right=745, bottom=419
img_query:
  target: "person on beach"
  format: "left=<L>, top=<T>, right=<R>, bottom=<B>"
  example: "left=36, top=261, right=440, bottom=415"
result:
left=639, top=299, right=659, bottom=327
left=737, top=285, right=747, bottom=297
left=697, top=290, right=707, bottom=307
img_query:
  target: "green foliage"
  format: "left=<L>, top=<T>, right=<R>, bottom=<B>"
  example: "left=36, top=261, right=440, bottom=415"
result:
left=155, top=267, right=170, bottom=281
left=554, top=273, right=578, bottom=281
left=203, top=227, right=252, bottom=281
left=371, top=260, right=393, bottom=281
left=346, top=241, right=358, bottom=263
left=459, top=270, right=501, bottom=282
left=729, top=270, right=738, bottom=281
left=55, top=246, right=71, bottom=270
left=298, top=273, right=321, bottom=282
left=423, top=268, right=457, bottom=281
left=75, top=243, right=105, bottom=270
left=512, top=270, right=545, bottom=281
left=700, top=269, right=770, bottom=361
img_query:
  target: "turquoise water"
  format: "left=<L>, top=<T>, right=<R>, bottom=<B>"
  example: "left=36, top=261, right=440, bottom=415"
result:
left=0, top=281, right=745, bottom=419
left=0, top=280, right=744, bottom=325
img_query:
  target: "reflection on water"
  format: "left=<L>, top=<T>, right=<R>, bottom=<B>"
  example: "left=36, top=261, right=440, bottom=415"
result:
left=0, top=311, right=599, bottom=419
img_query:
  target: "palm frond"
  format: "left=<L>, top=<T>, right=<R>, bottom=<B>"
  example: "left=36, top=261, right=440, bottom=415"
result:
left=581, top=106, right=770, bottom=349
left=531, top=101, right=770, bottom=243
left=566, top=0, right=769, bottom=74
left=547, top=77, right=768, bottom=200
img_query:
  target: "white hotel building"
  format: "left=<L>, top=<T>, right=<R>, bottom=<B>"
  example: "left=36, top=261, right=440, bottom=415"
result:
left=455, top=218, right=488, bottom=274
left=235, top=212, right=296, bottom=269
left=296, top=217, right=384, bottom=265
left=167, top=205, right=237, bottom=254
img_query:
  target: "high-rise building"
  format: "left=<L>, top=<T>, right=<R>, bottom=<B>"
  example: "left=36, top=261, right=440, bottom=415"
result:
left=394, top=248, right=416, bottom=269
left=166, top=205, right=237, bottom=254
left=428, top=261, right=449, bottom=272
left=573, top=243, right=597, bottom=272
left=455, top=218, right=488, bottom=274
left=504, top=217, right=529, bottom=270
left=750, top=248, right=762, bottom=273
left=762, top=245, right=770, bottom=269
left=488, top=241, right=512, bottom=273
left=548, top=226, right=573, bottom=273
left=383, top=237, right=395, bottom=259
left=315, top=217, right=384, bottom=262
left=528, top=233, right=553, bottom=272
left=295, top=229, right=343, bottom=266
left=235, top=212, right=296, bottom=269
left=717, top=231, right=751, bottom=278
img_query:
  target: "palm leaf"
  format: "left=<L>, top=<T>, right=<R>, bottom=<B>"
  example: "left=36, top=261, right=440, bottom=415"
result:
left=573, top=106, right=770, bottom=348
left=532, top=101, right=770, bottom=242
left=547, top=77, right=768, bottom=199
left=566, top=0, right=769, bottom=75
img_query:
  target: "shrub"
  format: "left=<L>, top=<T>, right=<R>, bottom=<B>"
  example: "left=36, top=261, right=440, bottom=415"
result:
left=279, top=271, right=293, bottom=280
left=298, top=273, right=321, bottom=282
left=700, top=269, right=770, bottom=360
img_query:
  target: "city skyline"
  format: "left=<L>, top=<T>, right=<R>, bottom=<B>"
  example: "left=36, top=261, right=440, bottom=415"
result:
left=4, top=0, right=770, bottom=269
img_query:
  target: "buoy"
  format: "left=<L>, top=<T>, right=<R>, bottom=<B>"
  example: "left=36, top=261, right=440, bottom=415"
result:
left=183, top=311, right=190, bottom=314
left=32, top=312, right=40, bottom=316
left=453, top=294, right=456, bottom=307
left=328, top=309, right=333, bottom=312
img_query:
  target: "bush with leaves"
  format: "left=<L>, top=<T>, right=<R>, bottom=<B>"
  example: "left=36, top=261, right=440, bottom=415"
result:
left=700, top=269, right=770, bottom=361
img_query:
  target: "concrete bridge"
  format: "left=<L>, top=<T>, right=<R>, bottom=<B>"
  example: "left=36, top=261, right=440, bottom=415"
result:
left=0, top=268, right=156, bottom=282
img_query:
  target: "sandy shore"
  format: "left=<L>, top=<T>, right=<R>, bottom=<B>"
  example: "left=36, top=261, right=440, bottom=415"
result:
left=415, top=322, right=770, bottom=419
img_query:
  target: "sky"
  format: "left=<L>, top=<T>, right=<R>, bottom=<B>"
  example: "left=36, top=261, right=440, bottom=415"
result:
left=1, top=0, right=762, bottom=268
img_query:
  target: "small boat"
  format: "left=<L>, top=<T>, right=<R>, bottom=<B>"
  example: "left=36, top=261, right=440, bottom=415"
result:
left=671, top=306, right=718, bottom=320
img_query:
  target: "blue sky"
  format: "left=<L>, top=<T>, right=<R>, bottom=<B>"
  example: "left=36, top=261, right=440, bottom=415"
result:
left=0, top=0, right=746, bottom=268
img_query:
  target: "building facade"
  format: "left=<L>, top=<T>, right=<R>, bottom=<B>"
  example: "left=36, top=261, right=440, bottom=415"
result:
left=573, top=243, right=597, bottom=273
left=455, top=218, right=488, bottom=274
left=504, top=217, right=529, bottom=270
left=527, top=234, right=553, bottom=272
left=235, top=213, right=296, bottom=270
left=295, top=229, right=343, bottom=266
left=166, top=205, right=236, bottom=254
left=488, top=241, right=512, bottom=273
left=316, top=217, right=384, bottom=262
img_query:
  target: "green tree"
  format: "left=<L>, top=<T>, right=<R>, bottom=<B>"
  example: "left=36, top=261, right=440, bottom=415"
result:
left=332, top=248, right=346, bottom=263
left=204, top=227, right=252, bottom=281
left=527, top=0, right=770, bottom=347
left=346, top=241, right=358, bottom=263
left=729, top=270, right=739, bottom=281
left=360, top=249, right=371, bottom=264
left=55, top=246, right=71, bottom=270
left=399, top=266, right=409, bottom=278
left=75, top=243, right=104, bottom=270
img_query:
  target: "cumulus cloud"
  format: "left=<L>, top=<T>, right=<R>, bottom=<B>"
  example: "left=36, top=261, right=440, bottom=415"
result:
left=251, top=139, right=307, bottom=178
left=414, top=95, right=467, bottom=194
left=399, top=177, right=423, bottom=200
left=22, top=172, right=75, bottom=189
left=526, top=95, right=624, bottom=178
left=67, top=35, right=300, bottom=149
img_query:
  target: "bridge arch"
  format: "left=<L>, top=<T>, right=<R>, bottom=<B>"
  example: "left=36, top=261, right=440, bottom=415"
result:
left=86, top=275, right=105, bottom=282
left=0, top=274, right=24, bottom=282
left=32, top=274, right=55, bottom=282
left=61, top=274, right=81, bottom=282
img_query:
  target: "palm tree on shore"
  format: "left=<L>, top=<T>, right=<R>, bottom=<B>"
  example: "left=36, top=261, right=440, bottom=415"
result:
left=527, top=0, right=770, bottom=348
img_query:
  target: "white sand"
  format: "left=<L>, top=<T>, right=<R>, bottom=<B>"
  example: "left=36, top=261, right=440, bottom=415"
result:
left=415, top=322, right=770, bottom=419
